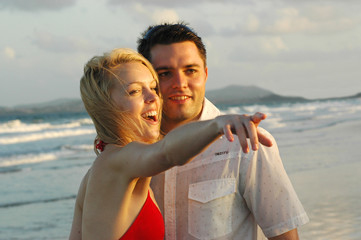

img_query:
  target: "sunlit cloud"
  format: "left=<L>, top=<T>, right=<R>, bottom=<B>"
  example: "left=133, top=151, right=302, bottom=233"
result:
left=132, top=3, right=179, bottom=24
left=265, top=6, right=356, bottom=34
left=261, top=37, right=289, bottom=54
left=265, top=8, right=314, bottom=33
left=4, top=47, right=16, bottom=59
left=152, top=9, right=179, bottom=23
left=246, top=14, right=260, bottom=32
left=107, top=0, right=245, bottom=7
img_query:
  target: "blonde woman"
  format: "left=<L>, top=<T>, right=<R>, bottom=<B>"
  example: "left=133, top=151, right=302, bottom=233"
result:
left=69, top=48, right=268, bottom=240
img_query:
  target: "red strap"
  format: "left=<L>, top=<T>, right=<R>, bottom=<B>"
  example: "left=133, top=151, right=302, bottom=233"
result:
left=96, top=140, right=107, bottom=152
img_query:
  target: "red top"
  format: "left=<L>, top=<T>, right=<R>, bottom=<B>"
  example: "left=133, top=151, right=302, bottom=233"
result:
left=119, top=191, right=165, bottom=240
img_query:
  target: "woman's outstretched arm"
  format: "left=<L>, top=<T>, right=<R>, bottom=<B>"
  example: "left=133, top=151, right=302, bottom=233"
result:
left=112, top=112, right=272, bottom=178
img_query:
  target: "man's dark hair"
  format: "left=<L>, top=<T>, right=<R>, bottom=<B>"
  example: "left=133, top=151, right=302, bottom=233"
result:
left=137, top=22, right=207, bottom=66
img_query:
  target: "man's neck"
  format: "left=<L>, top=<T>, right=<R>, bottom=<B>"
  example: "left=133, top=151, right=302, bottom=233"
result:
left=161, top=117, right=198, bottom=134
left=162, top=101, right=205, bottom=134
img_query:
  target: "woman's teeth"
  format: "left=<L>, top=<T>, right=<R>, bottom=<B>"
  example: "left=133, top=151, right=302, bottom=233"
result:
left=142, top=111, right=157, bottom=121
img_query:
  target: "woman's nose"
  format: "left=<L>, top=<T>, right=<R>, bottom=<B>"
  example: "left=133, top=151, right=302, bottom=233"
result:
left=145, top=89, right=158, bottom=103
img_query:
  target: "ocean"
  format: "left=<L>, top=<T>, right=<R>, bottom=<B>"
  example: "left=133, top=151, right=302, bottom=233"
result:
left=1, top=98, right=360, bottom=239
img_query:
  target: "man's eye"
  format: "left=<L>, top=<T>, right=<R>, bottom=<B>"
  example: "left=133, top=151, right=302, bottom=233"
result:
left=186, top=69, right=197, bottom=74
left=158, top=71, right=170, bottom=78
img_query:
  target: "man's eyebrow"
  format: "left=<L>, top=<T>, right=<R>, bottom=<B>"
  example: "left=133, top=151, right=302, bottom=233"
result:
left=155, top=66, right=172, bottom=71
left=155, top=64, right=201, bottom=71
left=185, top=64, right=201, bottom=68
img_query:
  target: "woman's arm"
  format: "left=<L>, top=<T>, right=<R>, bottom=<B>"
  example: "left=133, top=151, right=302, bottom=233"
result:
left=112, top=112, right=272, bottom=178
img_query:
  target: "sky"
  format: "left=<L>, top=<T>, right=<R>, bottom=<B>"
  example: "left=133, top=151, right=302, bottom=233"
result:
left=1, top=0, right=360, bottom=107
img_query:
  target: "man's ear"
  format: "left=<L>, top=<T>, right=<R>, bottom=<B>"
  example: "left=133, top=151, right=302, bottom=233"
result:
left=204, top=66, right=208, bottom=83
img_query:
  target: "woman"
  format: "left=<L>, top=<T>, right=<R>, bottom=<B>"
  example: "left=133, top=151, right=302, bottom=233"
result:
left=69, top=48, right=267, bottom=240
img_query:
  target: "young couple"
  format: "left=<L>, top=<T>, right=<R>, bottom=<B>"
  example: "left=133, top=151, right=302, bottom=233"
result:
left=69, top=23, right=309, bottom=240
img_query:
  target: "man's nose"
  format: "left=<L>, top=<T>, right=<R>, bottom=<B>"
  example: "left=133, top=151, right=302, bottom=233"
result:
left=172, top=72, right=187, bottom=89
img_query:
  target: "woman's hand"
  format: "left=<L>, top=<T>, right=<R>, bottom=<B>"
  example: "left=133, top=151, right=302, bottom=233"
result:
left=216, top=112, right=273, bottom=153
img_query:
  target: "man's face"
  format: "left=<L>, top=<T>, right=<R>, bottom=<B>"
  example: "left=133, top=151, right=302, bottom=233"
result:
left=150, top=41, right=208, bottom=128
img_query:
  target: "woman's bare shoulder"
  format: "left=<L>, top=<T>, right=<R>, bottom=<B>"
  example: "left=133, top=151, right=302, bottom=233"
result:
left=75, top=169, right=91, bottom=209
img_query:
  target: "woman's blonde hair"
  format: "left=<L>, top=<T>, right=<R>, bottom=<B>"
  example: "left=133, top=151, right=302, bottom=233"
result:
left=80, top=48, right=161, bottom=154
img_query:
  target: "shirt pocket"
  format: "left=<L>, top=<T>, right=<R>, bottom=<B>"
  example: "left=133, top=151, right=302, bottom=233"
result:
left=188, top=178, right=236, bottom=239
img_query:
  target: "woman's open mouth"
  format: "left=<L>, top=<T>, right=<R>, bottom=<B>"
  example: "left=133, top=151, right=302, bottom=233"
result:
left=141, top=110, right=158, bottom=123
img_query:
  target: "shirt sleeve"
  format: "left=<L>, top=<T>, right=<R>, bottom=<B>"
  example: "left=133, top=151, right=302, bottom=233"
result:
left=242, top=128, right=309, bottom=238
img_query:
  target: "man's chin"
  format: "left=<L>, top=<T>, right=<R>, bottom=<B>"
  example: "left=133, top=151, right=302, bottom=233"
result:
left=163, top=103, right=201, bottom=120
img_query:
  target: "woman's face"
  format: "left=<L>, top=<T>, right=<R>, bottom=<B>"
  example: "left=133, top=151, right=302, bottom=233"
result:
left=110, top=62, right=161, bottom=142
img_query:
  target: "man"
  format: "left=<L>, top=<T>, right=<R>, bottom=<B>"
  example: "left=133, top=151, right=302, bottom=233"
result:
left=137, top=22, right=309, bottom=240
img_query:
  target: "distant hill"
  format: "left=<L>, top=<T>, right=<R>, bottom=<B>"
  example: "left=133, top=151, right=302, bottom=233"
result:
left=313, top=92, right=361, bottom=101
left=0, top=85, right=360, bottom=116
left=206, top=85, right=308, bottom=107
left=0, top=98, right=85, bottom=116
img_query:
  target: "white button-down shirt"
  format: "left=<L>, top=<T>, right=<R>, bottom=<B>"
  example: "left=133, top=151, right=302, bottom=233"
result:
left=152, top=98, right=309, bottom=240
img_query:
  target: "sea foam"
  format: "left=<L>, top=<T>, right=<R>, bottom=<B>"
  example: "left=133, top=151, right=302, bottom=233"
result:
left=0, top=129, right=96, bottom=145
left=0, top=153, right=57, bottom=167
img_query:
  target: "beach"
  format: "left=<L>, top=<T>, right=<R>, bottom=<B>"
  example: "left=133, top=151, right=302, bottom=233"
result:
left=283, top=120, right=361, bottom=240
left=0, top=98, right=360, bottom=239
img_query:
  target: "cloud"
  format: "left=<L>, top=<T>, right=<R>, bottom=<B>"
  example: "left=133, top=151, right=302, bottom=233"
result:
left=4, top=47, right=16, bottom=59
left=308, top=5, right=336, bottom=20
left=152, top=9, right=179, bottom=23
left=0, top=0, right=76, bottom=11
left=269, top=10, right=313, bottom=33
left=210, top=3, right=358, bottom=38
left=261, top=36, right=289, bottom=54
left=31, top=30, right=98, bottom=53
left=107, top=0, right=248, bottom=8
left=191, top=20, right=217, bottom=37
left=246, top=14, right=260, bottom=32
left=265, top=6, right=356, bottom=34
left=133, top=3, right=179, bottom=23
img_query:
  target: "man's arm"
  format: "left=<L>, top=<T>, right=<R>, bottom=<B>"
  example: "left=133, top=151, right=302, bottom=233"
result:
left=241, top=128, right=309, bottom=238
left=269, top=229, right=299, bottom=240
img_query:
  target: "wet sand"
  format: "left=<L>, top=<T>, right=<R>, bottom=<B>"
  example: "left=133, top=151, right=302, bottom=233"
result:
left=278, top=120, right=361, bottom=240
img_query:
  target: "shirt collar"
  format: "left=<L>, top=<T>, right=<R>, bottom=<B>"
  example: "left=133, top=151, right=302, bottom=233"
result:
left=199, top=98, right=221, bottom=121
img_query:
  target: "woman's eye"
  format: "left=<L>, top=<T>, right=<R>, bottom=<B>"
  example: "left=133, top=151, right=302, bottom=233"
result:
left=129, top=89, right=140, bottom=95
